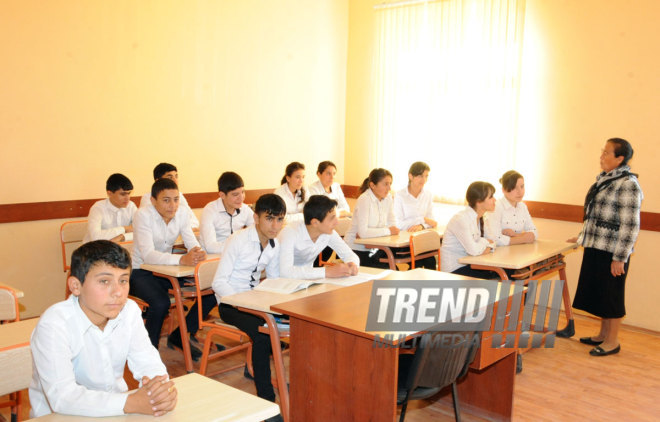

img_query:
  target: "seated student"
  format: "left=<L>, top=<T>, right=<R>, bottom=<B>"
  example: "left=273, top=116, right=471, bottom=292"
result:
left=307, top=161, right=352, bottom=218
left=279, top=195, right=360, bottom=279
left=200, top=172, right=255, bottom=254
left=344, top=168, right=399, bottom=268
left=486, top=170, right=538, bottom=246
left=212, top=194, right=286, bottom=408
left=274, top=161, right=308, bottom=222
left=139, top=162, right=199, bottom=229
left=130, top=178, right=216, bottom=359
left=83, top=173, right=138, bottom=243
left=440, top=181, right=499, bottom=278
left=30, top=240, right=176, bottom=418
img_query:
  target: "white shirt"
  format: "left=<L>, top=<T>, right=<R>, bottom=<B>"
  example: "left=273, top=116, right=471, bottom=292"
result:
left=131, top=204, right=200, bottom=269
left=29, top=296, right=167, bottom=418
left=212, top=226, right=280, bottom=301
left=485, top=199, right=538, bottom=246
left=307, top=181, right=351, bottom=214
left=83, top=199, right=137, bottom=243
left=345, top=189, right=396, bottom=252
left=140, top=191, right=199, bottom=229
left=273, top=184, right=308, bottom=223
left=199, top=199, right=255, bottom=254
left=393, top=187, right=434, bottom=231
left=440, top=206, right=491, bottom=273
left=278, top=220, right=360, bottom=279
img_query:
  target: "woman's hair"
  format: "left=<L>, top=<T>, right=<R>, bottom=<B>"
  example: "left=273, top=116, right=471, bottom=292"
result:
left=499, top=170, right=523, bottom=193
left=359, top=168, right=393, bottom=194
left=317, top=160, right=336, bottom=174
left=280, top=161, right=306, bottom=203
left=607, top=138, right=634, bottom=166
left=466, top=181, right=495, bottom=209
left=408, top=162, right=430, bottom=186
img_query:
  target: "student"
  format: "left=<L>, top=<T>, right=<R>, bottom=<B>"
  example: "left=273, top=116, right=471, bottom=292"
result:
left=307, top=161, right=351, bottom=217
left=130, top=178, right=215, bottom=359
left=344, top=168, right=399, bottom=268
left=440, top=181, right=498, bottom=278
left=29, top=240, right=176, bottom=418
left=212, top=194, right=286, bottom=407
left=83, top=173, right=138, bottom=243
left=199, top=172, right=255, bottom=254
left=279, top=195, right=360, bottom=279
left=139, top=162, right=199, bottom=229
left=274, top=161, right=308, bottom=222
left=486, top=170, right=538, bottom=246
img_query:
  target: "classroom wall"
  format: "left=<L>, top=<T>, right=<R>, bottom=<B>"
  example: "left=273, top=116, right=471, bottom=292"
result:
left=0, top=0, right=349, bottom=317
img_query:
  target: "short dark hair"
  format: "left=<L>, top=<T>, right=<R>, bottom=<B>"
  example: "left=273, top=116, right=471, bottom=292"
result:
left=408, top=162, right=430, bottom=177
left=466, top=181, right=495, bottom=209
left=607, top=138, right=634, bottom=166
left=317, top=161, right=336, bottom=174
left=70, top=240, right=131, bottom=284
left=106, top=173, right=133, bottom=192
left=151, top=178, right=179, bottom=199
left=153, top=162, right=177, bottom=180
left=304, top=195, right=338, bottom=225
left=359, top=168, right=393, bottom=194
left=254, top=194, right=286, bottom=217
left=499, top=170, right=523, bottom=193
left=217, top=172, right=244, bottom=193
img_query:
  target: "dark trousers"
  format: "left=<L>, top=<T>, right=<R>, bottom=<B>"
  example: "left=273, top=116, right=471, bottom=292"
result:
left=219, top=303, right=275, bottom=402
left=452, top=265, right=502, bottom=280
left=130, top=269, right=217, bottom=348
left=353, top=249, right=391, bottom=269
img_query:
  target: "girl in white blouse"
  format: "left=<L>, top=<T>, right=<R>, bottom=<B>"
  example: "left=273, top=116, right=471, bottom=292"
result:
left=440, top=181, right=499, bottom=278
left=486, top=170, right=538, bottom=246
left=394, top=161, right=437, bottom=232
left=274, top=161, right=308, bottom=223
left=307, top=161, right=351, bottom=217
left=345, top=168, right=399, bottom=268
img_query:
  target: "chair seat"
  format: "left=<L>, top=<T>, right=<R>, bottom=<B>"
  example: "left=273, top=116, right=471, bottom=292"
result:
left=397, top=386, right=442, bottom=404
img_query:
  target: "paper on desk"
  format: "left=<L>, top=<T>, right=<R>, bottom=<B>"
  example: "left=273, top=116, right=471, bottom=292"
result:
left=255, top=270, right=392, bottom=293
left=318, top=270, right=392, bottom=286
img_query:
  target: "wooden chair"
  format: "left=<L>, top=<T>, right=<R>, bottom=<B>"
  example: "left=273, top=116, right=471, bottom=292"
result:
left=0, top=285, right=20, bottom=323
left=318, top=217, right=353, bottom=265
left=60, top=220, right=88, bottom=273
left=397, top=330, right=479, bottom=422
left=193, top=259, right=253, bottom=376
left=0, top=285, right=25, bottom=422
left=408, top=230, right=441, bottom=270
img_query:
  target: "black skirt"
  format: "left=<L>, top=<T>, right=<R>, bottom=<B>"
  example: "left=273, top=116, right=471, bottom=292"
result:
left=573, top=247, right=629, bottom=318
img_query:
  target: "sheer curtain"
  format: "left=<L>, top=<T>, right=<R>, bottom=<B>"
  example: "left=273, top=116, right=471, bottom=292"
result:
left=372, top=0, right=526, bottom=202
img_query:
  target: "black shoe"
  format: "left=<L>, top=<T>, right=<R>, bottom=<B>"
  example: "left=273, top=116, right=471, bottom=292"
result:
left=244, top=365, right=254, bottom=380
left=167, top=334, right=202, bottom=361
left=589, top=345, right=620, bottom=356
left=190, top=335, right=226, bottom=352
left=579, top=337, right=603, bottom=346
left=555, top=319, right=575, bottom=338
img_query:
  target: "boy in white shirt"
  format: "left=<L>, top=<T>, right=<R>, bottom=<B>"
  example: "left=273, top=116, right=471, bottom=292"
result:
left=130, top=178, right=215, bottom=359
left=139, top=162, right=199, bottom=229
left=83, top=173, right=137, bottom=243
left=30, top=240, right=176, bottom=418
left=212, top=194, right=286, bottom=407
left=279, top=195, right=359, bottom=279
left=200, top=172, right=255, bottom=254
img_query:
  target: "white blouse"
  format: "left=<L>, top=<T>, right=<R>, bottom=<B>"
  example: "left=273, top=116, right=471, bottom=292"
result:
left=440, top=206, right=491, bottom=273
left=485, top=199, right=538, bottom=246
left=307, top=180, right=351, bottom=214
left=274, top=183, right=308, bottom=223
left=345, top=189, right=396, bottom=252
left=393, top=187, right=434, bottom=231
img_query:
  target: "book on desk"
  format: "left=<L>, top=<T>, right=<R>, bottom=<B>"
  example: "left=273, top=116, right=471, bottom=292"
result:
left=253, top=270, right=392, bottom=294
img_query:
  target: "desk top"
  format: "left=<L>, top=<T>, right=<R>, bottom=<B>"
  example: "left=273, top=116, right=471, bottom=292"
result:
left=27, top=373, right=279, bottom=422
left=458, top=239, right=578, bottom=270
left=0, top=282, right=24, bottom=298
left=140, top=254, right=220, bottom=278
left=0, top=318, right=39, bottom=352
left=354, top=227, right=444, bottom=248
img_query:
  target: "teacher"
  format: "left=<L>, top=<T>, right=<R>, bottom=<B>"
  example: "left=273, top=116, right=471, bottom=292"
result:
left=569, top=138, right=643, bottom=356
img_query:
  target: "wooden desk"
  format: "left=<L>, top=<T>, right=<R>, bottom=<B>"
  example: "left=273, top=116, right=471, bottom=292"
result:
left=354, top=227, right=444, bottom=270
left=27, top=373, right=280, bottom=422
left=272, top=269, right=519, bottom=422
left=141, top=255, right=220, bottom=373
left=458, top=239, right=578, bottom=334
left=0, top=318, right=39, bottom=420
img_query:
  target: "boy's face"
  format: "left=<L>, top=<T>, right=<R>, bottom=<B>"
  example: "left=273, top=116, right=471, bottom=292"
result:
left=151, top=189, right=180, bottom=221
left=219, top=187, right=245, bottom=213
left=254, top=212, right=285, bottom=240
left=162, top=171, right=179, bottom=184
left=312, top=207, right=338, bottom=235
left=107, top=188, right=133, bottom=209
left=68, top=263, right=130, bottom=330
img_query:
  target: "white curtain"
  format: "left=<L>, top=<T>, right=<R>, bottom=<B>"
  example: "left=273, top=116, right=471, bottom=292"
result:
left=372, top=0, right=526, bottom=202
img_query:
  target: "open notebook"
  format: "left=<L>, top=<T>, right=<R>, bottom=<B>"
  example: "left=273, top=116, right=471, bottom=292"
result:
left=253, top=270, right=392, bottom=294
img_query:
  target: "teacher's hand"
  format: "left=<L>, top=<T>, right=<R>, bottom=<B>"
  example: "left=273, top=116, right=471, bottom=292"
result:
left=611, top=261, right=625, bottom=277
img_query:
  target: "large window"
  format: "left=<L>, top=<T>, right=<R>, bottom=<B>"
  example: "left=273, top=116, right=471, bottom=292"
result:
left=372, top=0, right=526, bottom=201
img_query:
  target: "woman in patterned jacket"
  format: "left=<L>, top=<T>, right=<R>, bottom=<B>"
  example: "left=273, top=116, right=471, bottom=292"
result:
left=568, top=138, right=643, bottom=356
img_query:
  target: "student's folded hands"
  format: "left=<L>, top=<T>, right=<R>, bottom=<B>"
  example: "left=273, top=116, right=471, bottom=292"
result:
left=124, top=375, right=177, bottom=416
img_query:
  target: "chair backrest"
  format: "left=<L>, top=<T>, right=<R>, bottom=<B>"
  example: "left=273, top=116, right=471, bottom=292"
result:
left=0, top=287, right=20, bottom=322
left=60, top=220, right=88, bottom=272
left=194, top=258, right=221, bottom=323
left=118, top=241, right=133, bottom=254
left=335, top=217, right=352, bottom=237
left=409, top=230, right=441, bottom=269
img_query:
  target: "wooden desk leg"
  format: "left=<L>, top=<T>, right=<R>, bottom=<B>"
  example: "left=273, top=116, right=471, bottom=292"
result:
left=556, top=265, right=575, bottom=335
left=157, top=273, right=194, bottom=373
left=381, top=247, right=397, bottom=270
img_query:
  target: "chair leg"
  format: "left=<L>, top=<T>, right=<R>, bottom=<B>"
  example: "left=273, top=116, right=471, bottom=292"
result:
left=399, top=400, right=409, bottom=422
left=451, top=382, right=461, bottom=422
